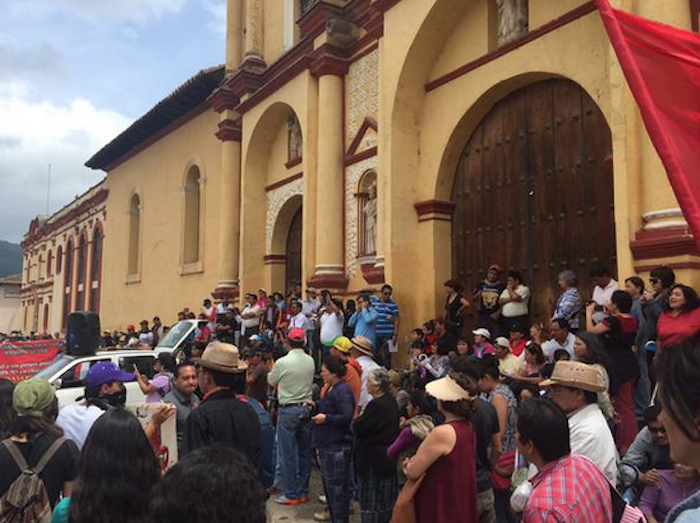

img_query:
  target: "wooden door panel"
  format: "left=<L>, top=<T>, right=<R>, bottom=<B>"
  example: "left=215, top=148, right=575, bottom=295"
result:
left=452, top=79, right=616, bottom=331
left=285, top=208, right=303, bottom=293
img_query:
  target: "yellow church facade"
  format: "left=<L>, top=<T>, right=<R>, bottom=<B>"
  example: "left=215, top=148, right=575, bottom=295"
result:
left=76, top=0, right=699, bottom=336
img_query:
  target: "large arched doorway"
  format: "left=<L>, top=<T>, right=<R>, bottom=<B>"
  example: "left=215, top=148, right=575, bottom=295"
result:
left=285, top=208, right=303, bottom=293
left=451, top=79, right=616, bottom=328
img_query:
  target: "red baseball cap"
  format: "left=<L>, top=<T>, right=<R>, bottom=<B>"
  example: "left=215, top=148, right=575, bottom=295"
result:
left=288, top=328, right=305, bottom=342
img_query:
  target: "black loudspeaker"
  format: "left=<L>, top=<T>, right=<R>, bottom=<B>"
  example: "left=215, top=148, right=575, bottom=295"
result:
left=67, top=312, right=101, bottom=356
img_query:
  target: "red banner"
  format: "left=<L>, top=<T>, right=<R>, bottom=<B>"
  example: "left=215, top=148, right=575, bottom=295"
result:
left=0, top=340, right=61, bottom=383
left=596, top=0, right=700, bottom=254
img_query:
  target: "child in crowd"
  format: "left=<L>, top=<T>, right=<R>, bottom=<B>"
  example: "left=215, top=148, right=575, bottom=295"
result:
left=471, top=328, right=495, bottom=358
left=508, top=325, right=528, bottom=357
left=386, top=390, right=436, bottom=487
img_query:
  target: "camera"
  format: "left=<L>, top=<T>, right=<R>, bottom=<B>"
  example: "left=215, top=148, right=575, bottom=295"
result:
left=417, top=353, right=429, bottom=363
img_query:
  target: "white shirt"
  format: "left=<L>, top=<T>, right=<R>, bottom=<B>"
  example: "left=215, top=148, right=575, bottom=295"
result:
left=356, top=354, right=380, bottom=413
left=320, top=311, right=344, bottom=345
left=289, top=312, right=307, bottom=331
left=241, top=304, right=262, bottom=330
left=138, top=331, right=154, bottom=346
left=592, top=278, right=618, bottom=307
left=500, top=285, right=530, bottom=317
left=568, top=403, right=619, bottom=482
left=541, top=332, right=577, bottom=361
left=301, top=299, right=320, bottom=330
left=56, top=404, right=105, bottom=449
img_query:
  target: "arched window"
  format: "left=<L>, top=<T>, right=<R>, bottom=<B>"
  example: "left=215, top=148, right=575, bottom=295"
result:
left=56, top=246, right=63, bottom=275
left=62, top=239, right=74, bottom=329
left=47, top=250, right=53, bottom=277
left=128, top=193, right=141, bottom=276
left=183, top=167, right=201, bottom=266
left=357, top=170, right=378, bottom=256
left=90, top=227, right=103, bottom=313
left=43, top=303, right=49, bottom=332
left=76, top=234, right=87, bottom=310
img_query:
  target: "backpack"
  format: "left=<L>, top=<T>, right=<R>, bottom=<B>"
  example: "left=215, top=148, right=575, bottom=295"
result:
left=0, top=437, right=66, bottom=523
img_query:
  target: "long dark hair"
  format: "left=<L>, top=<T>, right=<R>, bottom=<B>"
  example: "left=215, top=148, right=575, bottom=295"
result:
left=670, top=284, right=700, bottom=312
left=0, top=379, right=16, bottom=433
left=70, top=408, right=160, bottom=523
left=656, top=333, right=700, bottom=442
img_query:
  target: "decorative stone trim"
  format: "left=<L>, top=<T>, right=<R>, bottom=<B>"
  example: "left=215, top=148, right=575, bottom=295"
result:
left=216, top=119, right=242, bottom=142
left=264, top=254, right=287, bottom=265
left=630, top=226, right=698, bottom=261
left=212, top=284, right=240, bottom=301
left=310, top=51, right=349, bottom=77
left=345, top=156, right=377, bottom=279
left=414, top=200, right=456, bottom=222
left=641, top=208, right=688, bottom=230
left=208, top=87, right=240, bottom=113
left=266, top=177, right=303, bottom=254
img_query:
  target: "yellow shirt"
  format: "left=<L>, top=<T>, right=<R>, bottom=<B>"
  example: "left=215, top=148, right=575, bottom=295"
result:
left=498, top=353, right=521, bottom=376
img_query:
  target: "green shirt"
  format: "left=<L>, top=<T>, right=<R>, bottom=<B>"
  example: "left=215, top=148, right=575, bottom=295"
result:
left=267, top=349, right=314, bottom=406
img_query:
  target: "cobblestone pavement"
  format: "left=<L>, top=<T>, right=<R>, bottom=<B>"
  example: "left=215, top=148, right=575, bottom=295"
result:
left=266, top=466, right=361, bottom=523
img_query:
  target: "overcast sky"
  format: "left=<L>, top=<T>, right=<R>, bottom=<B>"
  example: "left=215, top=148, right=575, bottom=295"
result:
left=0, top=0, right=226, bottom=244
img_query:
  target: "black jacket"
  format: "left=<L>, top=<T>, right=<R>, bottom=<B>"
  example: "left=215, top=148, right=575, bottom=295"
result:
left=183, top=388, right=261, bottom=468
left=353, top=393, right=399, bottom=479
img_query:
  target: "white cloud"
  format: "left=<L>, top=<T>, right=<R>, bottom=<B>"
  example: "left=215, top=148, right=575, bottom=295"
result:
left=0, top=81, right=132, bottom=243
left=6, top=0, right=189, bottom=26
left=204, top=0, right=226, bottom=37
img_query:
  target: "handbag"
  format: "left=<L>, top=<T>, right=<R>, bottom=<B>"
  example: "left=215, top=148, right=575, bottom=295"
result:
left=491, top=450, right=516, bottom=491
left=390, top=474, right=425, bottom=523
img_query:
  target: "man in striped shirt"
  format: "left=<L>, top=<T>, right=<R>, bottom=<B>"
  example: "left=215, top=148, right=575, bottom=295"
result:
left=516, top=397, right=613, bottom=523
left=371, top=284, right=400, bottom=369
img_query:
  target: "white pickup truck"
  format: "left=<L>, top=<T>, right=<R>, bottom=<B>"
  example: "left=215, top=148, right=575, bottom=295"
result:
left=35, top=320, right=197, bottom=409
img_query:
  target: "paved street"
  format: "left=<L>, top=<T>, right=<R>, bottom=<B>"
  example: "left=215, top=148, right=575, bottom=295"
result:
left=266, top=467, right=360, bottom=523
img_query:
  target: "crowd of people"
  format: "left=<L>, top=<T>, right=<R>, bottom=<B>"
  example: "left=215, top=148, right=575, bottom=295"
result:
left=2, top=263, right=700, bottom=523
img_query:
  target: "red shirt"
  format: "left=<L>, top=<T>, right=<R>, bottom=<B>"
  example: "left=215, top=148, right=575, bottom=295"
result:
left=524, top=455, right=612, bottom=523
left=657, top=307, right=700, bottom=348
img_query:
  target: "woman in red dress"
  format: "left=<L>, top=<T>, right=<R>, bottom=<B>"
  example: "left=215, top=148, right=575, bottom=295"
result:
left=403, top=371, right=478, bottom=523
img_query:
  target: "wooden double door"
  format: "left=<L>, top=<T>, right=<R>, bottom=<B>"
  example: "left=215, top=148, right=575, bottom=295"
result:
left=451, top=79, right=617, bottom=329
left=285, top=208, right=303, bottom=293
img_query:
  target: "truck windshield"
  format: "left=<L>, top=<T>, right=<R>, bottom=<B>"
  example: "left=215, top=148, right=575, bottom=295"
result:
left=156, top=321, right=193, bottom=349
left=35, top=354, right=75, bottom=380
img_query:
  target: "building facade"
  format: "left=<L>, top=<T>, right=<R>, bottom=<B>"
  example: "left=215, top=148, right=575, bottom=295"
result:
left=21, top=182, right=107, bottom=335
left=0, top=275, right=22, bottom=334
left=73, top=0, right=699, bottom=335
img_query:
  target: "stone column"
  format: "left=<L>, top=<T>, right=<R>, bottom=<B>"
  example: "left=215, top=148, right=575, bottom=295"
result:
left=243, top=0, right=266, bottom=68
left=211, top=90, right=243, bottom=301
left=309, top=53, right=348, bottom=290
left=226, top=0, right=244, bottom=70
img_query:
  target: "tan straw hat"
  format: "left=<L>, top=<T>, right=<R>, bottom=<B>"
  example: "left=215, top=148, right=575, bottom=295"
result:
left=350, top=336, right=374, bottom=357
left=193, top=342, right=248, bottom=373
left=539, top=361, right=605, bottom=393
left=426, top=375, right=474, bottom=402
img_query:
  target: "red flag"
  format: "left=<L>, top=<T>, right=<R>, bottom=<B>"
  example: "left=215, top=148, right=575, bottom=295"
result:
left=596, top=0, right=700, bottom=253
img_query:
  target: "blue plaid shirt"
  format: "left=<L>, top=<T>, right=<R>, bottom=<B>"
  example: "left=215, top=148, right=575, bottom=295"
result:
left=553, top=288, right=582, bottom=329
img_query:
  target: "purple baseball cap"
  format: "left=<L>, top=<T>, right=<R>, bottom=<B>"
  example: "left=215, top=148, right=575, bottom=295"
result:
left=86, top=361, right=135, bottom=388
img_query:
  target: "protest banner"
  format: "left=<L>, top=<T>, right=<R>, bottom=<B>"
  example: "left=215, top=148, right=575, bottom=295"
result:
left=126, top=402, right=179, bottom=469
left=0, top=340, right=62, bottom=383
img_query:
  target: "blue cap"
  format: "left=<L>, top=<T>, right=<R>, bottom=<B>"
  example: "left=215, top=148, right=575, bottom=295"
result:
left=86, top=361, right=135, bottom=388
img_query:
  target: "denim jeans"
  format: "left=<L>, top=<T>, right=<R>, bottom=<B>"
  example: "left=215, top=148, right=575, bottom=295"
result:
left=376, top=336, right=392, bottom=369
left=318, top=446, right=352, bottom=523
left=277, top=405, right=312, bottom=499
left=634, top=348, right=650, bottom=415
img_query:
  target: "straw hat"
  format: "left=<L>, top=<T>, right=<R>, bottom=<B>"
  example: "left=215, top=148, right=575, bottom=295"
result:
left=539, top=361, right=605, bottom=393
left=194, top=342, right=248, bottom=373
left=350, top=336, right=374, bottom=357
left=426, top=375, right=474, bottom=402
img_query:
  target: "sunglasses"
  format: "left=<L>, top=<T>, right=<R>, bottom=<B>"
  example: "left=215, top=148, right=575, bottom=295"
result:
left=649, top=426, right=667, bottom=434
left=650, top=278, right=660, bottom=284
